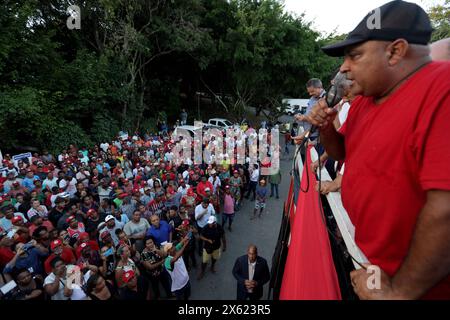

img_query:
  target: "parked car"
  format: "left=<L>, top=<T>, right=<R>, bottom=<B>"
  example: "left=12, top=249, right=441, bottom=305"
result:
left=172, top=125, right=203, bottom=138
left=206, top=118, right=234, bottom=130
left=279, top=99, right=309, bottom=115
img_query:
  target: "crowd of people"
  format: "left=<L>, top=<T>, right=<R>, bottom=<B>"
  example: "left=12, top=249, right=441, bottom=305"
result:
left=0, top=125, right=282, bottom=300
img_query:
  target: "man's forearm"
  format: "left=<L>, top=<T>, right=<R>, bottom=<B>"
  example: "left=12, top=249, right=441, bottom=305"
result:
left=392, top=190, right=450, bottom=299
left=319, top=126, right=345, bottom=161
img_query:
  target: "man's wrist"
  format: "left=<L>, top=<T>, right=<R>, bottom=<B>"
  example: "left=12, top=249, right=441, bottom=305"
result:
left=391, top=276, right=419, bottom=300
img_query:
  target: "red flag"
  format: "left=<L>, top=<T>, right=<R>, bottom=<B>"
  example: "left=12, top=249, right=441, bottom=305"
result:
left=280, top=146, right=342, bottom=300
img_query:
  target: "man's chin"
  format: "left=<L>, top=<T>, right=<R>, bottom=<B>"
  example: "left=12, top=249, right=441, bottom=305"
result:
left=350, top=85, right=364, bottom=97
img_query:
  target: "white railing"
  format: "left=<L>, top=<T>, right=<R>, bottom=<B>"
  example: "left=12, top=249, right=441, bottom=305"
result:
left=293, top=127, right=369, bottom=269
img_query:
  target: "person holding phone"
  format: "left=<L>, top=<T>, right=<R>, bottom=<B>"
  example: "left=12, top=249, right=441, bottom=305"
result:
left=99, top=244, right=116, bottom=283
left=3, top=240, right=48, bottom=277
left=140, top=237, right=172, bottom=300
left=10, top=268, right=44, bottom=300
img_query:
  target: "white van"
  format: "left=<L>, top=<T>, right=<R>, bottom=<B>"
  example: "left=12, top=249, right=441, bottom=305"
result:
left=280, top=99, right=310, bottom=115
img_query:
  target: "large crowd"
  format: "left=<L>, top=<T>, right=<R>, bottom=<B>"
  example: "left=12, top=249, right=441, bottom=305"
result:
left=0, top=124, right=282, bottom=300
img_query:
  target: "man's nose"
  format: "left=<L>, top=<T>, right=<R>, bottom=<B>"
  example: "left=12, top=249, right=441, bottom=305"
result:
left=340, top=57, right=351, bottom=74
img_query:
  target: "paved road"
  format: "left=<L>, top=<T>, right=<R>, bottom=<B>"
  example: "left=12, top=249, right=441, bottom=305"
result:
left=189, top=118, right=294, bottom=300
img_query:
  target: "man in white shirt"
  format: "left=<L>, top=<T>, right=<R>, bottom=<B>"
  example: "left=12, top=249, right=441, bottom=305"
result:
left=163, top=238, right=190, bottom=300
left=59, top=175, right=77, bottom=198
left=177, top=179, right=190, bottom=196
left=43, top=172, right=58, bottom=192
left=44, top=258, right=88, bottom=300
left=76, top=167, right=91, bottom=187
left=208, top=171, right=221, bottom=194
left=245, top=164, right=260, bottom=201
left=195, top=198, right=216, bottom=256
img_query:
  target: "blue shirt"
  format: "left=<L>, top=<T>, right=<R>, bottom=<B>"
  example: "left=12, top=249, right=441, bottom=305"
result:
left=22, top=176, right=40, bottom=192
left=4, top=247, right=47, bottom=275
left=303, top=89, right=326, bottom=138
left=256, top=185, right=268, bottom=201
left=146, top=221, right=173, bottom=246
left=96, top=163, right=110, bottom=174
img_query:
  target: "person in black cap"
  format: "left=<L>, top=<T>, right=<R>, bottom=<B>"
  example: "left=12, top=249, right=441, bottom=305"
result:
left=305, top=0, right=450, bottom=300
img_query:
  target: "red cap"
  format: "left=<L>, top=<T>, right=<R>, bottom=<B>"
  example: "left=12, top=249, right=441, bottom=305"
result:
left=132, top=188, right=140, bottom=194
left=51, top=239, right=62, bottom=250
left=225, top=185, right=230, bottom=189
left=12, top=181, right=20, bottom=186
left=11, top=216, right=23, bottom=224
left=182, top=219, right=190, bottom=227
left=79, top=242, right=90, bottom=250
left=179, top=179, right=184, bottom=183
left=233, top=170, right=239, bottom=174
left=122, top=270, right=135, bottom=283
left=169, top=189, right=176, bottom=195
left=66, top=215, right=76, bottom=223
left=87, top=209, right=97, bottom=217
left=123, top=179, right=129, bottom=183
left=110, top=182, right=118, bottom=188
left=118, top=193, right=129, bottom=199
left=187, top=188, right=195, bottom=196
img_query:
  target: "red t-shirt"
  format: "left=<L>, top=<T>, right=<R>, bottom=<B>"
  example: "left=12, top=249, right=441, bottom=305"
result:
left=196, top=181, right=213, bottom=198
left=339, top=62, right=450, bottom=299
left=0, top=247, right=15, bottom=268
left=44, top=247, right=76, bottom=274
left=28, top=221, right=55, bottom=237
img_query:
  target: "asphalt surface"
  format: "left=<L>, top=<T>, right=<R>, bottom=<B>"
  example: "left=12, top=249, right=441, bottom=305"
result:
left=189, top=115, right=294, bottom=300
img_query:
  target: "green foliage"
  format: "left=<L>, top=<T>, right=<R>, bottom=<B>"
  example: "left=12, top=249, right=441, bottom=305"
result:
left=0, top=0, right=342, bottom=153
left=429, top=0, right=450, bottom=41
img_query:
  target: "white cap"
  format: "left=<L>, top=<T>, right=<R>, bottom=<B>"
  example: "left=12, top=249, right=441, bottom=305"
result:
left=205, top=187, right=211, bottom=192
left=58, top=192, right=70, bottom=198
left=207, top=216, right=217, bottom=224
left=105, top=215, right=115, bottom=222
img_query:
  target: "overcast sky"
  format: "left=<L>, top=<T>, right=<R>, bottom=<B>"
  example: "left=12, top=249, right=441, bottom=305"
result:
left=282, top=0, right=444, bottom=35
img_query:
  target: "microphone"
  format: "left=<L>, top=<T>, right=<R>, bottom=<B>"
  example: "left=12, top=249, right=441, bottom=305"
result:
left=303, top=72, right=351, bottom=140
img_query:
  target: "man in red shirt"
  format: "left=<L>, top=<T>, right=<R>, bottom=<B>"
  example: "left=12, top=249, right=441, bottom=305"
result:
left=0, top=228, right=15, bottom=270
left=196, top=176, right=213, bottom=200
left=308, top=1, right=450, bottom=299
left=66, top=215, right=86, bottom=241
left=28, top=215, right=54, bottom=237
left=44, top=239, right=76, bottom=274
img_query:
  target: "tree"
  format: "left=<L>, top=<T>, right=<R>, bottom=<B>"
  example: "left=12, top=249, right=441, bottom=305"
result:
left=429, top=0, right=450, bottom=42
left=0, top=0, right=344, bottom=153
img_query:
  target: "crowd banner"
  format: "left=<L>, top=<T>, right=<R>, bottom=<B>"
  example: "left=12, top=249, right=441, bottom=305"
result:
left=280, top=145, right=342, bottom=300
left=12, top=152, right=32, bottom=167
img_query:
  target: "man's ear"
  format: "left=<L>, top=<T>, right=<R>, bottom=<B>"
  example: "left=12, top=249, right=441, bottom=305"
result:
left=386, top=39, right=409, bottom=66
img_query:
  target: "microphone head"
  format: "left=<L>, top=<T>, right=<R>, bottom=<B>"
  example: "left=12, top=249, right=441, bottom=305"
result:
left=325, top=72, right=351, bottom=107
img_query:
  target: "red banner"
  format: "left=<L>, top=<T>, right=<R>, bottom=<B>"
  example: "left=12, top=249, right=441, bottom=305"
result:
left=280, top=146, right=342, bottom=300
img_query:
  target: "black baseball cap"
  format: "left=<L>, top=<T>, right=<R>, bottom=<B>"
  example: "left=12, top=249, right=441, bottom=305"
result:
left=322, top=0, right=433, bottom=57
